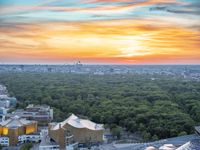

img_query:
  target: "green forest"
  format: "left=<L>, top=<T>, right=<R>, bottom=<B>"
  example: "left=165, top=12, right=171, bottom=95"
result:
left=0, top=73, right=199, bottom=141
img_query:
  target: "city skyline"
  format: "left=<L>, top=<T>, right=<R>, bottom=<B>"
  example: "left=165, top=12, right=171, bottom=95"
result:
left=0, top=0, right=200, bottom=64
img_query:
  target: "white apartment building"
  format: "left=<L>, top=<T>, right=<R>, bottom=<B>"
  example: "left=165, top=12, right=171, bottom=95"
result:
left=0, top=137, right=9, bottom=146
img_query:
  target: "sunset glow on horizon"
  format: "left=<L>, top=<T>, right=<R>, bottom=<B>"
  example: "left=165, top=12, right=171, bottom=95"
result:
left=0, top=0, right=200, bottom=64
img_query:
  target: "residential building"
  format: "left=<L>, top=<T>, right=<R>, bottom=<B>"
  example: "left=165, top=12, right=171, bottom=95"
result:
left=0, top=85, right=7, bottom=95
left=0, top=95, right=17, bottom=108
left=0, top=84, right=17, bottom=109
left=18, top=133, right=41, bottom=144
left=0, top=136, right=9, bottom=146
left=0, top=98, right=10, bottom=108
left=0, top=107, right=8, bottom=116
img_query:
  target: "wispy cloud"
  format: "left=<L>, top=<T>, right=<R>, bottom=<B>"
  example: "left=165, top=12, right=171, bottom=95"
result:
left=0, top=0, right=181, bottom=15
left=150, top=1, right=200, bottom=15
left=0, top=0, right=199, bottom=64
left=0, top=19, right=199, bottom=64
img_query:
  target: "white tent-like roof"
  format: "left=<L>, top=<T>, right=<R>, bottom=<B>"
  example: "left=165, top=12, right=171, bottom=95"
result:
left=159, top=144, right=176, bottom=150
left=51, top=114, right=104, bottom=131
left=145, top=146, right=157, bottom=150
left=0, top=115, right=35, bottom=128
left=195, top=126, right=200, bottom=134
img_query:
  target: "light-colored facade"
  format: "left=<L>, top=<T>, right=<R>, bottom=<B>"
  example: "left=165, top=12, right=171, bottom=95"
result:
left=49, top=114, right=104, bottom=149
left=6, top=104, right=53, bottom=124
left=0, top=136, right=9, bottom=146
left=0, top=95, right=17, bottom=108
left=0, top=85, right=7, bottom=95
left=0, top=84, right=17, bottom=110
left=0, top=99, right=10, bottom=108
left=0, top=116, right=38, bottom=146
left=39, top=129, right=60, bottom=150
left=0, top=107, right=8, bottom=116
left=18, top=134, right=41, bottom=144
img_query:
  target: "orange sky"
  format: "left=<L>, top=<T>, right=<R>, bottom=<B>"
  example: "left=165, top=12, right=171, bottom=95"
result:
left=0, top=0, right=200, bottom=64
left=1, top=20, right=200, bottom=64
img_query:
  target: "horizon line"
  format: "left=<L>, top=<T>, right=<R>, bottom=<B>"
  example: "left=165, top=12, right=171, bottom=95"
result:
left=0, top=63, right=200, bottom=66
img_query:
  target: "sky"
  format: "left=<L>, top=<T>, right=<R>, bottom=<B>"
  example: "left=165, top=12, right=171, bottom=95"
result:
left=0, top=0, right=200, bottom=64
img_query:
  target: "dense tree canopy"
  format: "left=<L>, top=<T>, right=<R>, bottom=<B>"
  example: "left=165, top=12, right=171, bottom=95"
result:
left=0, top=73, right=199, bottom=141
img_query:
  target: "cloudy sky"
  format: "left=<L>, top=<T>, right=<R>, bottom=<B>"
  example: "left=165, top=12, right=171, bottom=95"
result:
left=0, top=0, right=200, bottom=64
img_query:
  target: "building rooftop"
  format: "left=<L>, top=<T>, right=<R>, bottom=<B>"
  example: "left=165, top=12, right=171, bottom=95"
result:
left=0, top=115, right=36, bottom=128
left=177, top=139, right=200, bottom=150
left=26, top=104, right=50, bottom=109
left=101, top=134, right=199, bottom=150
left=0, top=95, right=9, bottom=99
left=51, top=114, right=104, bottom=131
left=195, top=126, right=200, bottom=134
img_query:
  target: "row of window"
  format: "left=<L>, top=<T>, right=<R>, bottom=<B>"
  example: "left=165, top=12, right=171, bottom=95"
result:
left=0, top=137, right=8, bottom=141
left=0, top=141, right=8, bottom=143
left=0, top=137, right=9, bottom=146
left=18, top=135, right=41, bottom=142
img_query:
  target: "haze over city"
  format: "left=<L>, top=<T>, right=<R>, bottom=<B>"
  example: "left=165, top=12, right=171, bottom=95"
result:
left=0, top=0, right=200, bottom=64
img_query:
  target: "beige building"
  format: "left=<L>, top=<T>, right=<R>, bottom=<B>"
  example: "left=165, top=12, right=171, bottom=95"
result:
left=49, top=114, right=104, bottom=149
left=0, top=116, right=37, bottom=146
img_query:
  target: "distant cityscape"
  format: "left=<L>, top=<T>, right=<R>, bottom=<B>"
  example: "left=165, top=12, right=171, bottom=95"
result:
left=0, top=64, right=200, bottom=81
